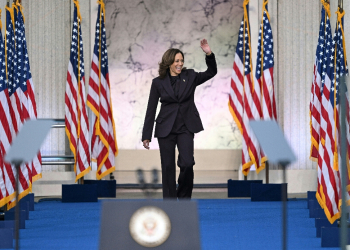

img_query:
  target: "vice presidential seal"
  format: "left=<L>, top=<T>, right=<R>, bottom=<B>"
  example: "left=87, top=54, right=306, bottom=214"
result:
left=129, top=206, right=171, bottom=247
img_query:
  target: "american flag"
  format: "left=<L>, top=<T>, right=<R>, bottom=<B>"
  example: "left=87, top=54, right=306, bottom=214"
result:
left=310, top=5, right=328, bottom=162
left=15, top=3, right=42, bottom=183
left=65, top=0, right=91, bottom=182
left=229, top=0, right=266, bottom=176
left=311, top=2, right=328, bottom=207
left=5, top=5, right=31, bottom=207
left=315, top=5, right=350, bottom=224
left=255, top=1, right=276, bottom=121
left=87, top=0, right=118, bottom=179
left=0, top=14, right=15, bottom=207
left=13, top=4, right=33, bottom=188
left=325, top=7, right=350, bottom=223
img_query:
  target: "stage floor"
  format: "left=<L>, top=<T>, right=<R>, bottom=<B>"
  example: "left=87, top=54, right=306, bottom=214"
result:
left=5, top=197, right=337, bottom=250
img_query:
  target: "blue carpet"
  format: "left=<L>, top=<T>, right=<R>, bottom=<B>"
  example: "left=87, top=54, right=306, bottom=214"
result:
left=2, top=199, right=338, bottom=249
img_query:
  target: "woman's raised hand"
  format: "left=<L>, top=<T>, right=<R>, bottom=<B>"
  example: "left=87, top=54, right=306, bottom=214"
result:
left=200, top=39, right=212, bottom=55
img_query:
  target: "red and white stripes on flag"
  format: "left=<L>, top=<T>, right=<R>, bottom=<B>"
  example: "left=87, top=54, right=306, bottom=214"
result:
left=229, top=0, right=266, bottom=176
left=65, top=0, right=91, bottom=182
left=254, top=0, right=276, bottom=121
left=16, top=3, right=42, bottom=183
left=314, top=6, right=350, bottom=224
left=315, top=2, right=340, bottom=223
left=312, top=1, right=329, bottom=214
left=11, top=3, right=42, bottom=192
left=0, top=160, right=7, bottom=207
left=87, top=0, right=118, bottom=180
left=0, top=23, right=15, bottom=206
left=310, top=2, right=329, bottom=162
left=310, top=53, right=322, bottom=161
left=0, top=4, right=40, bottom=208
left=0, top=84, right=16, bottom=208
left=5, top=5, right=32, bottom=208
left=0, top=81, right=15, bottom=208
left=0, top=13, right=15, bottom=208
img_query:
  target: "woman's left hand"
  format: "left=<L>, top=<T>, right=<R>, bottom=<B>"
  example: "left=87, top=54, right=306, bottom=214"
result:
left=200, top=39, right=212, bottom=55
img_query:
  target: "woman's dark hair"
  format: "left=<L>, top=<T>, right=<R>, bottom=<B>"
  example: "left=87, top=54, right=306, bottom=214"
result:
left=158, top=48, right=186, bottom=79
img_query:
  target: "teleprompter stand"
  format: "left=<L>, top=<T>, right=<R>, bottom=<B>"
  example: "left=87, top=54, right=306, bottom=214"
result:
left=4, top=119, right=54, bottom=250
left=249, top=120, right=297, bottom=250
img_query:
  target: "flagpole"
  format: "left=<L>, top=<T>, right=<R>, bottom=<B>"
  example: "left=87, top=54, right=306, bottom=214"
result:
left=13, top=160, right=22, bottom=250
left=339, top=2, right=346, bottom=247
left=263, top=0, right=269, bottom=185
left=339, top=76, right=348, bottom=250
left=243, top=0, right=248, bottom=181
left=337, top=3, right=346, bottom=249
left=77, top=0, right=82, bottom=185
left=265, top=162, right=269, bottom=184
left=339, top=0, right=342, bottom=10
left=75, top=0, right=84, bottom=185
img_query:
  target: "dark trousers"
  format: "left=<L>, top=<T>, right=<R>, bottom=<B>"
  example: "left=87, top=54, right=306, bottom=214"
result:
left=157, top=130, right=194, bottom=199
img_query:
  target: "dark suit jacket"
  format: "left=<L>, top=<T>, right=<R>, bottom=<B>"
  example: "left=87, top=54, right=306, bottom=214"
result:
left=142, top=53, right=217, bottom=141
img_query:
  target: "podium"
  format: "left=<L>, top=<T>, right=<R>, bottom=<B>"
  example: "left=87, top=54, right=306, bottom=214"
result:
left=99, top=200, right=201, bottom=250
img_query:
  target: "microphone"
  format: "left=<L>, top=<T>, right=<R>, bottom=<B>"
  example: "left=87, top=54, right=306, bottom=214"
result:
left=136, top=169, right=145, bottom=190
left=151, top=168, right=158, bottom=185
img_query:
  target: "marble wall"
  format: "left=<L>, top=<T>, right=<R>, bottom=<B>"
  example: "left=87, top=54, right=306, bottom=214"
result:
left=105, top=0, right=243, bottom=149
left=6, top=0, right=350, bottom=173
